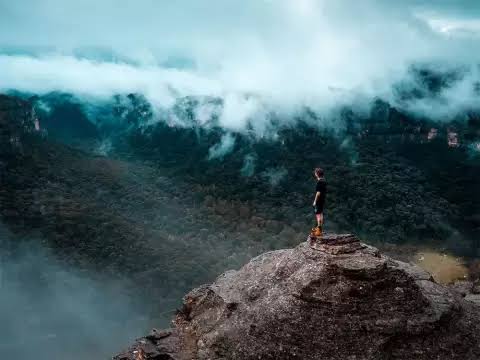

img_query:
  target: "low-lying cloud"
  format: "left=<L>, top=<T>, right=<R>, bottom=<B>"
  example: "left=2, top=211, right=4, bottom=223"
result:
left=208, top=133, right=236, bottom=160
left=1, top=0, right=480, bottom=131
left=241, top=154, right=257, bottom=177
left=0, top=227, right=149, bottom=360
left=262, top=167, right=288, bottom=187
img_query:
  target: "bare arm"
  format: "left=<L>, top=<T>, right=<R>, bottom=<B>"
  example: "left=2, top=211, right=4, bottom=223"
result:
left=313, top=191, right=321, bottom=205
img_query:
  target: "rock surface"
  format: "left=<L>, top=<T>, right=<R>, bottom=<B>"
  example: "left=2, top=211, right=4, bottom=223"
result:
left=114, top=234, right=480, bottom=360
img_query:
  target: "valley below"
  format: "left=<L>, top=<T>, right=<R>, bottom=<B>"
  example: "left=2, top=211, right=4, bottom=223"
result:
left=0, top=93, right=479, bottom=359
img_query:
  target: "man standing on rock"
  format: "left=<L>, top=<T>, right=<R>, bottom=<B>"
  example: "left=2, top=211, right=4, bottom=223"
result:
left=312, top=167, right=327, bottom=238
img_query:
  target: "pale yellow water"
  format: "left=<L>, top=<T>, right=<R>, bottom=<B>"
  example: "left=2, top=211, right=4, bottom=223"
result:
left=414, top=251, right=468, bottom=284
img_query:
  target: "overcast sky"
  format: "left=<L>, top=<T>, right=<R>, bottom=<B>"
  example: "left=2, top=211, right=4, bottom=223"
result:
left=1, top=0, right=479, bottom=129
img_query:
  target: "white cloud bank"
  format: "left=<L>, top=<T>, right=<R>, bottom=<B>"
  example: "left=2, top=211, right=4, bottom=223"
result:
left=1, top=0, right=480, bottom=130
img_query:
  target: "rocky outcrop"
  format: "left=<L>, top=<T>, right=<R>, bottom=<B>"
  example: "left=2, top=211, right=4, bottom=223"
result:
left=114, top=234, right=480, bottom=360
left=450, top=280, right=480, bottom=306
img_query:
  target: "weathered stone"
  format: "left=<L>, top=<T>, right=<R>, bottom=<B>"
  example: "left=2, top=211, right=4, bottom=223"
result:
left=145, top=329, right=172, bottom=342
left=473, top=280, right=480, bottom=294
left=450, top=280, right=474, bottom=297
left=309, top=232, right=365, bottom=254
left=465, top=294, right=480, bottom=306
left=114, top=234, right=480, bottom=360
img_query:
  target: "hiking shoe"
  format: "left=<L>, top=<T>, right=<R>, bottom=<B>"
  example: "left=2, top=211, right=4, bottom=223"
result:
left=313, top=226, right=322, bottom=238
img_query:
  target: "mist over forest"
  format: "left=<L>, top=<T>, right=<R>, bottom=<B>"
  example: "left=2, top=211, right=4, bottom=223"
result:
left=1, top=1, right=480, bottom=359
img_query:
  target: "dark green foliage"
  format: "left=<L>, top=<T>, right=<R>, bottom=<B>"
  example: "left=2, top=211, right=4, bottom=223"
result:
left=118, top=103, right=480, bottom=255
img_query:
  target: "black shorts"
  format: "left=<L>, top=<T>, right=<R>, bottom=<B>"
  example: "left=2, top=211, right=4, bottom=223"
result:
left=314, top=205, right=324, bottom=214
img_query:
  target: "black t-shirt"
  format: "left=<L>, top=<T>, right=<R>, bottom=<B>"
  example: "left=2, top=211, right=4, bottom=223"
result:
left=315, top=179, right=327, bottom=209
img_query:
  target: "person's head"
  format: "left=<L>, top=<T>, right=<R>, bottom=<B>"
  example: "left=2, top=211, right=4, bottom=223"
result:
left=313, top=167, right=324, bottom=180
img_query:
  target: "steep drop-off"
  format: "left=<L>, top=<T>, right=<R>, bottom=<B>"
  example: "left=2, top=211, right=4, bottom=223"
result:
left=2, top=93, right=480, bottom=359
left=115, top=234, right=480, bottom=360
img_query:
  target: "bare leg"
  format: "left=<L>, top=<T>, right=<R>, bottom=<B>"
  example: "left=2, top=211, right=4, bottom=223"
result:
left=316, top=213, right=323, bottom=228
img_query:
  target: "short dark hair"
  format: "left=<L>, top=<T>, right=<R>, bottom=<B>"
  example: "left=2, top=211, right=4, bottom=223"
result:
left=314, top=167, right=324, bottom=177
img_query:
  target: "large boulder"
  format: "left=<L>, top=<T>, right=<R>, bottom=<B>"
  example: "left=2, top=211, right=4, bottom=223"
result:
left=114, top=234, right=480, bottom=360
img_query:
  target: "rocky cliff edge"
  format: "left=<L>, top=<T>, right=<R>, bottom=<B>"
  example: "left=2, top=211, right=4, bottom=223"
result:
left=115, top=234, right=480, bottom=359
